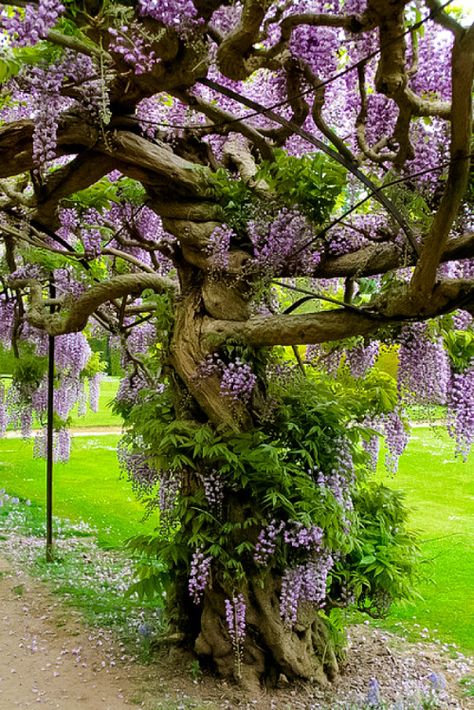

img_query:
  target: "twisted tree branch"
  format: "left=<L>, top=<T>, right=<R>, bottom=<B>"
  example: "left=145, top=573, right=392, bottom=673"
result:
left=10, top=274, right=179, bottom=336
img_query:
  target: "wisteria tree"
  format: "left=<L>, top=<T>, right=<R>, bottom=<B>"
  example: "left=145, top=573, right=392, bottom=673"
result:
left=0, top=0, right=473, bottom=691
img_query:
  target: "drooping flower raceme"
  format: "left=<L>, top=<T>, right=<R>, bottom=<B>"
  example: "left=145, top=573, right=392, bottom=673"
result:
left=346, top=341, right=379, bottom=379
left=383, top=408, right=409, bottom=473
left=137, top=0, right=200, bottom=31
left=189, top=548, right=212, bottom=604
left=280, top=551, right=334, bottom=626
left=398, top=324, right=450, bottom=405
left=447, top=365, right=474, bottom=461
left=206, top=224, right=234, bottom=271
left=2, top=0, right=65, bottom=46
left=225, top=593, right=246, bottom=644
left=249, top=208, right=321, bottom=276
left=220, top=359, right=257, bottom=403
left=199, top=469, right=225, bottom=516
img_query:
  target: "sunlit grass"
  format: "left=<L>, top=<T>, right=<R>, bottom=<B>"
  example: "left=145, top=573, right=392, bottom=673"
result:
left=0, top=435, right=156, bottom=547
left=376, top=426, right=474, bottom=653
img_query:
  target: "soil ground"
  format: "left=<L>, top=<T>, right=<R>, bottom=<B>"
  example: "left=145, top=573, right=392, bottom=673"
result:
left=0, top=556, right=134, bottom=709
left=0, top=552, right=473, bottom=710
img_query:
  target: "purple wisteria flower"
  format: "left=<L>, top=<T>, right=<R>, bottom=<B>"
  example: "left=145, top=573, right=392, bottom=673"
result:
left=224, top=593, right=246, bottom=644
left=447, top=365, right=474, bottom=461
left=220, top=359, right=257, bottom=403
left=199, top=469, right=224, bottom=515
left=280, top=550, right=334, bottom=626
left=189, top=548, right=212, bottom=604
left=206, top=225, right=234, bottom=271
left=384, top=408, right=409, bottom=473
left=2, top=0, right=65, bottom=46
left=366, top=677, right=381, bottom=707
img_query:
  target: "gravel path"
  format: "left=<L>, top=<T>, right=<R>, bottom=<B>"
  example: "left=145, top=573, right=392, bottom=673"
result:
left=3, top=428, right=123, bottom=439
left=0, top=548, right=473, bottom=709
left=0, top=557, right=135, bottom=709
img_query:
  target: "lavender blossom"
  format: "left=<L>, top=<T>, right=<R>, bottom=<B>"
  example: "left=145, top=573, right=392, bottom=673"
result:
left=224, top=593, right=246, bottom=643
left=366, top=677, right=381, bottom=707
left=220, top=359, right=256, bottom=403
left=189, top=548, right=212, bottom=604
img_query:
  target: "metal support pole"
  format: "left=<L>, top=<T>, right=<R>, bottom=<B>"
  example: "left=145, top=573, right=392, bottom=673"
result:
left=46, top=280, right=55, bottom=562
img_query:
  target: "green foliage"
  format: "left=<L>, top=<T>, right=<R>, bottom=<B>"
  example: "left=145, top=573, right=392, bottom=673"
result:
left=12, top=350, right=48, bottom=387
left=0, top=42, right=62, bottom=85
left=0, top=345, right=17, bottom=374
left=123, top=367, right=417, bottom=616
left=209, top=169, right=253, bottom=234
left=153, top=292, right=175, bottom=340
left=382, top=170, right=432, bottom=229
left=341, top=484, right=421, bottom=617
left=19, top=246, right=75, bottom=273
left=209, top=151, right=346, bottom=237
left=443, top=330, right=474, bottom=373
left=257, top=149, right=346, bottom=223
left=64, top=176, right=146, bottom=212
left=82, top=350, right=107, bottom=378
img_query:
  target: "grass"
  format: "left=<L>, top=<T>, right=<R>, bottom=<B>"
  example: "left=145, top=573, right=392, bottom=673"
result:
left=376, top=426, right=474, bottom=653
left=69, top=376, right=121, bottom=428
left=0, top=499, right=164, bottom=649
left=3, top=376, right=121, bottom=431
left=0, top=435, right=156, bottom=547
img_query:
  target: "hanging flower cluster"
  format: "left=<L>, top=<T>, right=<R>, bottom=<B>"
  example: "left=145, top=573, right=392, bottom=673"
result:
left=225, top=593, right=246, bottom=677
left=206, top=225, right=234, bottom=271
left=2, top=0, right=65, bottom=46
left=109, top=24, right=158, bottom=75
left=447, top=365, right=474, bottom=461
left=280, top=552, right=334, bottom=626
left=0, top=325, right=102, bottom=463
left=346, top=341, right=380, bottom=379
left=249, top=208, right=321, bottom=276
left=383, top=408, right=409, bottom=473
left=398, top=324, right=450, bottom=405
left=189, top=548, right=212, bottom=604
left=199, top=469, right=225, bottom=516
left=197, top=354, right=257, bottom=404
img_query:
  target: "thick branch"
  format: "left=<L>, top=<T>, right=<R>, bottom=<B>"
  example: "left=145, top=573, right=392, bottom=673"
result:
left=0, top=117, right=98, bottom=178
left=202, top=277, right=474, bottom=348
left=217, top=0, right=273, bottom=80
left=409, top=24, right=474, bottom=300
left=312, top=231, right=474, bottom=279
left=14, top=274, right=178, bottom=336
left=174, top=89, right=274, bottom=161
left=35, top=152, right=116, bottom=227
left=424, top=0, right=464, bottom=37
left=202, top=309, right=382, bottom=347
left=109, top=132, right=216, bottom=199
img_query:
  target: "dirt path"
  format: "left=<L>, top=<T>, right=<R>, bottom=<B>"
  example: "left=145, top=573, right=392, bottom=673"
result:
left=4, top=428, right=123, bottom=439
left=0, top=557, right=135, bottom=710
left=0, top=551, right=472, bottom=709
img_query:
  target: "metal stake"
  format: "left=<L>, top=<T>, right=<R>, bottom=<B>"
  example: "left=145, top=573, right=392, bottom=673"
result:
left=46, top=280, right=55, bottom=562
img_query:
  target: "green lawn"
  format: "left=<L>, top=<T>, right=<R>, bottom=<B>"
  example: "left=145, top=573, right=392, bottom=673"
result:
left=0, top=434, right=156, bottom=547
left=69, top=376, right=121, bottom=428
left=376, top=426, right=474, bottom=653
left=3, top=376, right=121, bottom=430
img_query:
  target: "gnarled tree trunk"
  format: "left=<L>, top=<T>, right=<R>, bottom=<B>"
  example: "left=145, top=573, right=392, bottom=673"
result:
left=166, top=272, right=339, bottom=689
